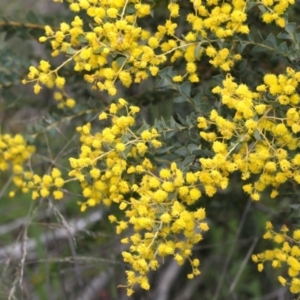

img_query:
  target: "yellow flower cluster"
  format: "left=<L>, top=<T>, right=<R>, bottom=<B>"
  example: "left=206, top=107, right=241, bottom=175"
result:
left=260, top=0, right=294, bottom=27
left=23, top=0, right=294, bottom=95
left=0, top=133, right=35, bottom=197
left=68, top=98, right=143, bottom=210
left=66, top=99, right=208, bottom=294
left=24, top=68, right=300, bottom=292
left=22, top=59, right=67, bottom=94
left=118, top=161, right=208, bottom=295
left=253, top=222, right=300, bottom=295
left=197, top=68, right=300, bottom=201
left=53, top=91, right=76, bottom=109
left=27, top=168, right=65, bottom=200
left=20, top=0, right=300, bottom=295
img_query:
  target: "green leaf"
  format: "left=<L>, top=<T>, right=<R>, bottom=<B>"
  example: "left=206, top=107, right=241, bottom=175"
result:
left=285, top=22, right=296, bottom=35
left=190, top=164, right=201, bottom=172
left=253, top=129, right=263, bottom=142
left=192, top=149, right=213, bottom=157
left=251, top=45, right=268, bottom=54
left=160, top=116, right=168, bottom=129
left=257, top=4, right=267, bottom=13
left=165, top=130, right=177, bottom=139
left=185, top=115, right=193, bottom=127
left=116, top=56, right=127, bottom=68
left=66, top=46, right=77, bottom=55
left=156, top=75, right=175, bottom=90
left=174, top=95, right=186, bottom=103
left=182, top=155, right=195, bottom=167
left=278, top=41, right=288, bottom=52
left=277, top=32, right=292, bottom=40
left=77, top=34, right=87, bottom=43
left=192, top=93, right=202, bottom=108
left=265, top=33, right=277, bottom=47
left=121, top=134, right=129, bottom=143
left=176, top=114, right=186, bottom=126
left=123, top=144, right=132, bottom=157
left=175, top=147, right=189, bottom=157
left=154, top=119, right=162, bottom=131
left=126, top=4, right=136, bottom=14
left=157, top=145, right=174, bottom=154
left=230, top=142, right=243, bottom=154
left=179, top=81, right=191, bottom=96
left=194, top=43, right=202, bottom=60
left=247, top=34, right=255, bottom=43
left=169, top=116, right=177, bottom=129
left=247, top=1, right=257, bottom=11
left=238, top=40, right=249, bottom=52
left=188, top=143, right=198, bottom=154
left=256, top=30, right=264, bottom=41
left=158, top=66, right=174, bottom=79
left=156, top=153, right=178, bottom=163
left=94, top=46, right=105, bottom=54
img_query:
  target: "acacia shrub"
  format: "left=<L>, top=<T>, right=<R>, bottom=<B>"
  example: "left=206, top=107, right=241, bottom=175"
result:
left=2, top=0, right=300, bottom=298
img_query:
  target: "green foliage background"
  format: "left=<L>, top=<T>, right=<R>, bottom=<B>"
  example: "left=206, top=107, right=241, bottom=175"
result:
left=0, top=0, right=299, bottom=299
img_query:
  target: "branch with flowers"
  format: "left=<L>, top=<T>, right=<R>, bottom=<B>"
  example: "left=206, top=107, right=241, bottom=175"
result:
left=3, top=0, right=300, bottom=298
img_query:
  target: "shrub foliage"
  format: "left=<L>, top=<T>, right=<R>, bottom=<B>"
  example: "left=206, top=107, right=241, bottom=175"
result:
left=3, top=0, right=300, bottom=297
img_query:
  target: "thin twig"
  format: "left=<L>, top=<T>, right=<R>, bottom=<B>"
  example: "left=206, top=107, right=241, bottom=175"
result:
left=0, top=21, right=46, bottom=30
left=0, top=211, right=103, bottom=261
left=8, top=201, right=38, bottom=300
left=0, top=175, right=13, bottom=199
left=229, top=237, right=259, bottom=294
left=213, top=198, right=252, bottom=300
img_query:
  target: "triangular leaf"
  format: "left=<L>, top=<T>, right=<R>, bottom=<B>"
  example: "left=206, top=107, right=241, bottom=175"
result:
left=66, top=46, right=77, bottom=55
left=175, top=147, right=189, bottom=157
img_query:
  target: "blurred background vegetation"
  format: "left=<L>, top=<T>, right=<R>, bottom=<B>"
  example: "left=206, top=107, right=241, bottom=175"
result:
left=0, top=0, right=298, bottom=299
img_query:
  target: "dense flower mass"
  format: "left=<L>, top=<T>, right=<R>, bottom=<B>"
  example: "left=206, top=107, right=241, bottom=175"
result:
left=17, top=0, right=300, bottom=296
left=23, top=0, right=294, bottom=95
left=25, top=68, right=300, bottom=292
left=199, top=70, right=300, bottom=201
left=0, top=133, right=35, bottom=197
left=66, top=99, right=208, bottom=294
left=27, top=167, right=65, bottom=200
